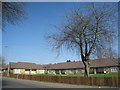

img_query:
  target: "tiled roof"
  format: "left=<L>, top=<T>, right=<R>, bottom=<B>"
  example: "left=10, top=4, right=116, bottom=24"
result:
left=0, top=65, right=8, bottom=69
left=3, top=58, right=119, bottom=70
left=46, top=58, right=120, bottom=70
left=9, top=62, right=44, bottom=69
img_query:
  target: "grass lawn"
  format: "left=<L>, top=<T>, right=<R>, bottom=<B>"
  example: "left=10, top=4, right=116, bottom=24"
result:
left=90, top=73, right=120, bottom=77
left=35, top=73, right=120, bottom=77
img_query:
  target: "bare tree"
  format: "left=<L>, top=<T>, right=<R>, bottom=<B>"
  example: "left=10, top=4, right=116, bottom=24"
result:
left=47, top=3, right=117, bottom=77
left=0, top=56, right=2, bottom=64
left=96, top=47, right=118, bottom=59
left=0, top=56, right=5, bottom=65
left=1, top=2, right=26, bottom=29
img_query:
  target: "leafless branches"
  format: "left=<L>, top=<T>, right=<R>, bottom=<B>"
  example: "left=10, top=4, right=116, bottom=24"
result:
left=2, top=2, right=26, bottom=29
left=46, top=3, right=117, bottom=76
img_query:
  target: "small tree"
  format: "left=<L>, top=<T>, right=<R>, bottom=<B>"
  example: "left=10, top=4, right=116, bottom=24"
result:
left=67, top=60, right=71, bottom=62
left=47, top=3, right=117, bottom=77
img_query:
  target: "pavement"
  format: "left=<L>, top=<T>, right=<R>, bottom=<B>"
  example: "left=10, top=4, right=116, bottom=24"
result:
left=1, top=77, right=111, bottom=88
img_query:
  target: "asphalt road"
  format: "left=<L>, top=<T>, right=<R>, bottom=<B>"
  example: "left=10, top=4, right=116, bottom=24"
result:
left=2, top=77, right=49, bottom=88
left=1, top=77, right=109, bottom=88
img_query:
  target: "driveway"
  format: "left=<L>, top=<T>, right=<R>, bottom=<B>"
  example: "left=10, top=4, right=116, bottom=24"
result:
left=1, top=77, right=110, bottom=88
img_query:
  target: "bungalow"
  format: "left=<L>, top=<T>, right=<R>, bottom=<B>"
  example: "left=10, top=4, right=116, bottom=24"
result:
left=44, top=58, right=120, bottom=75
left=1, top=58, right=120, bottom=75
left=0, top=65, right=8, bottom=73
left=7, top=62, right=45, bottom=75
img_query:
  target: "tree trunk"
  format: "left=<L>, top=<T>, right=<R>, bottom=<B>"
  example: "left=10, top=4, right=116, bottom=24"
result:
left=83, top=60, right=90, bottom=77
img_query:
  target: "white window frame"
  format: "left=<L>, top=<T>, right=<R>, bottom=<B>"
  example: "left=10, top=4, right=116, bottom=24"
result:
left=111, top=67, right=118, bottom=72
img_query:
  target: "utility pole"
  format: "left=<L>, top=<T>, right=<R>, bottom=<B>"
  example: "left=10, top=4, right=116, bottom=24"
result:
left=7, top=62, right=10, bottom=76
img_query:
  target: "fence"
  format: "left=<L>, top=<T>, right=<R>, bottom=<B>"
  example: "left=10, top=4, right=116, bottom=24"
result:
left=2, top=73, right=120, bottom=87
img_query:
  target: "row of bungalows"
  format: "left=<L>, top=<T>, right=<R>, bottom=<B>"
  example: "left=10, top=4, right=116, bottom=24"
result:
left=0, top=58, right=120, bottom=75
left=44, top=58, right=120, bottom=75
left=0, top=65, right=8, bottom=73
left=0, top=62, right=45, bottom=75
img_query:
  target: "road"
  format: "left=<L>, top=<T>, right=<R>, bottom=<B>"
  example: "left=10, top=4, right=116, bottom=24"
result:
left=1, top=77, right=110, bottom=88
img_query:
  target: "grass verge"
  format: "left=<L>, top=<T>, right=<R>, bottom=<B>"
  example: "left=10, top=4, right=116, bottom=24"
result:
left=35, top=73, right=120, bottom=77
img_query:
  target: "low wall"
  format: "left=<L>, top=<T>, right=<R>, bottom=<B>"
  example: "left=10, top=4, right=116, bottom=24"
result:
left=2, top=73, right=120, bottom=87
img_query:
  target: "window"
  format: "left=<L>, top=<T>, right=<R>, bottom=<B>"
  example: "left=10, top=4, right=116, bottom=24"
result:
left=111, top=67, right=119, bottom=72
left=25, top=69, right=30, bottom=71
left=32, top=69, right=36, bottom=71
